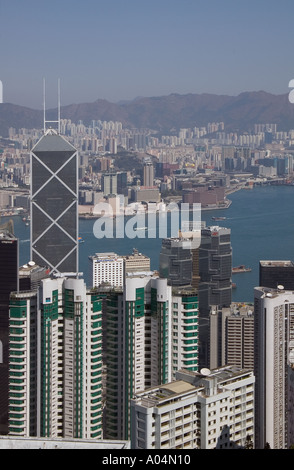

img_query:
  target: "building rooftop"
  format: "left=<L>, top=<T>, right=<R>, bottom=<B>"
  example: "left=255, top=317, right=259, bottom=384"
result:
left=133, top=366, right=253, bottom=408
left=0, top=229, right=16, bottom=240
left=32, top=129, right=76, bottom=153
left=260, top=260, right=294, bottom=267
left=0, top=436, right=130, bottom=450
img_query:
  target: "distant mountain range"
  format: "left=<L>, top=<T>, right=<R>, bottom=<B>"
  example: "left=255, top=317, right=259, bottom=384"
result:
left=1, top=90, right=294, bottom=138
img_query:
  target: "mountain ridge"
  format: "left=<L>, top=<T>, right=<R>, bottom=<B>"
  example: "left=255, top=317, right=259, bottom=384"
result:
left=0, top=90, right=293, bottom=137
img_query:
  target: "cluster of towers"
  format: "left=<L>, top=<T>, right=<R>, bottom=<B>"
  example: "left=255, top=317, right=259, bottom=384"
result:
left=1, top=124, right=294, bottom=449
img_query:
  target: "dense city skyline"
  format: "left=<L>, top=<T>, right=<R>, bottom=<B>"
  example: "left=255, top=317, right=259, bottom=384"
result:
left=1, top=0, right=294, bottom=109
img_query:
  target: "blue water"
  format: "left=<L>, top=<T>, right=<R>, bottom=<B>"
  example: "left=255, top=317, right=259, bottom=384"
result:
left=2, top=185, right=294, bottom=303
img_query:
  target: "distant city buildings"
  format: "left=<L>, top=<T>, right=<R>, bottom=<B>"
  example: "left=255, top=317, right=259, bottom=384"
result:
left=3, top=113, right=294, bottom=449
left=2, top=118, right=294, bottom=220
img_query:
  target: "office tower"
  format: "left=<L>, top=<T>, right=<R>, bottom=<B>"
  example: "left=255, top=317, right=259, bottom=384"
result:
left=191, top=247, right=201, bottom=289
left=0, top=223, right=18, bottom=435
left=19, top=261, right=49, bottom=291
left=30, top=129, right=79, bottom=275
left=89, top=252, right=124, bottom=288
left=259, top=260, right=294, bottom=290
left=143, top=160, right=154, bottom=187
left=198, top=226, right=232, bottom=368
left=101, top=172, right=117, bottom=196
left=89, top=249, right=151, bottom=289
left=131, top=366, right=255, bottom=449
left=123, top=248, right=150, bottom=275
left=159, top=237, right=193, bottom=287
left=117, top=171, right=128, bottom=196
left=8, top=277, right=103, bottom=440
left=209, top=304, right=254, bottom=370
left=254, top=286, right=294, bottom=449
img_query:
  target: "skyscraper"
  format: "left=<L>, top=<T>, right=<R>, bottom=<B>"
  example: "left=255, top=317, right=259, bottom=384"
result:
left=104, top=274, right=172, bottom=440
left=30, top=129, right=79, bottom=275
left=8, top=277, right=103, bottom=439
left=89, top=252, right=124, bottom=288
left=209, top=304, right=254, bottom=370
left=198, top=226, right=232, bottom=367
left=254, top=286, right=294, bottom=449
left=103, top=272, right=199, bottom=441
left=259, top=260, right=294, bottom=290
left=101, top=172, right=117, bottom=196
left=0, top=223, right=18, bottom=435
left=143, top=159, right=154, bottom=187
left=159, top=237, right=193, bottom=287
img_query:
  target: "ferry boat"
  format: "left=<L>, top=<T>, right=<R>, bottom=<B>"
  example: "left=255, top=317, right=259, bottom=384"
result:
left=232, top=265, right=252, bottom=274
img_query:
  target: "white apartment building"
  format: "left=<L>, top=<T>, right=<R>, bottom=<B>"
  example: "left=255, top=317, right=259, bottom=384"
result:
left=89, top=252, right=124, bottom=288
left=254, top=286, right=294, bottom=449
left=131, top=366, right=255, bottom=449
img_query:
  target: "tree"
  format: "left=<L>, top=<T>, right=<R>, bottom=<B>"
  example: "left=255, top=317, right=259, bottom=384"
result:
left=245, top=435, right=253, bottom=449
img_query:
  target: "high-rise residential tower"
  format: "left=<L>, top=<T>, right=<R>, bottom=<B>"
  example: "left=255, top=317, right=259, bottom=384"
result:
left=209, top=303, right=254, bottom=370
left=8, top=277, right=103, bottom=439
left=30, top=129, right=79, bottom=275
left=103, top=272, right=199, bottom=441
left=254, top=286, right=294, bottom=449
left=0, top=223, right=18, bottom=435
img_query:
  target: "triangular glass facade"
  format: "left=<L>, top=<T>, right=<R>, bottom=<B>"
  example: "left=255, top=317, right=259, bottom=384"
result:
left=31, top=130, right=78, bottom=275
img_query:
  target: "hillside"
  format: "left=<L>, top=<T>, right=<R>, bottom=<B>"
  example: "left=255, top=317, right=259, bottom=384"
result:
left=0, top=91, right=293, bottom=137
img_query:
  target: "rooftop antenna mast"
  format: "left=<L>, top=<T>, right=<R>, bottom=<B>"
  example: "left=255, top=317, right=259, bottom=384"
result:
left=43, top=78, right=61, bottom=134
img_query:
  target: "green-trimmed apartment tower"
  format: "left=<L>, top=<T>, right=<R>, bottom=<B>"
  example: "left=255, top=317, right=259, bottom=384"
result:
left=8, top=277, right=103, bottom=440
left=103, top=274, right=173, bottom=441
left=171, top=288, right=199, bottom=378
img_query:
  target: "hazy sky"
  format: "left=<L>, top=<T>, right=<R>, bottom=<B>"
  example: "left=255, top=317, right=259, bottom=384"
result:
left=1, top=0, right=294, bottom=109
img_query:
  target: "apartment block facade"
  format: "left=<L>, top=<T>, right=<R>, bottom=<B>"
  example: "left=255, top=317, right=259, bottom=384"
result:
left=131, top=366, right=255, bottom=449
left=8, top=277, right=103, bottom=440
left=103, top=273, right=199, bottom=441
left=254, top=286, right=294, bottom=449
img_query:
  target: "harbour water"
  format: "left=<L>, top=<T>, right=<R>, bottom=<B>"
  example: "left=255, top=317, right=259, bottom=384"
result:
left=2, top=185, right=294, bottom=304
